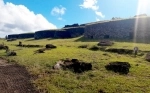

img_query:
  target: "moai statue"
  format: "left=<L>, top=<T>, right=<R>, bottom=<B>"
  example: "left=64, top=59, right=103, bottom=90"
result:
left=133, top=47, right=138, bottom=56
left=19, top=41, right=22, bottom=46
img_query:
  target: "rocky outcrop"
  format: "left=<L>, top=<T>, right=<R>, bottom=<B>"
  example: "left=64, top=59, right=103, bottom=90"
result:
left=34, top=30, right=56, bottom=39
left=84, top=17, right=150, bottom=43
left=8, top=34, right=19, bottom=39
left=63, top=26, right=85, bottom=38
left=18, top=33, right=34, bottom=39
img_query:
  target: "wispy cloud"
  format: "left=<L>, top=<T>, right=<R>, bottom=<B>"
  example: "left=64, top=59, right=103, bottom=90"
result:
left=95, top=11, right=105, bottom=18
left=0, top=0, right=57, bottom=37
left=80, top=0, right=105, bottom=19
left=51, top=5, right=66, bottom=21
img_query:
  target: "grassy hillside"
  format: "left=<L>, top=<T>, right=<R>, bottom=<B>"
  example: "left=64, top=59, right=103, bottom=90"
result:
left=0, top=37, right=150, bottom=93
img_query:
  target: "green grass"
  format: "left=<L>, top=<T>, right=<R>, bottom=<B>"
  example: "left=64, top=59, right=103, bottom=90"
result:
left=0, top=37, right=150, bottom=93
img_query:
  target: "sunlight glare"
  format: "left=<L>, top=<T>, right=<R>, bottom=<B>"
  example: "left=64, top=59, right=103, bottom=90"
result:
left=134, top=0, right=150, bottom=43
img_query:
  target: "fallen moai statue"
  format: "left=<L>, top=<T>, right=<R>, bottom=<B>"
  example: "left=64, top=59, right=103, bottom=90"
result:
left=53, top=58, right=92, bottom=73
left=97, top=40, right=114, bottom=46
left=45, top=44, right=57, bottom=49
left=106, top=48, right=133, bottom=54
left=105, top=61, right=131, bottom=74
left=7, top=50, right=17, bottom=56
left=34, top=48, right=46, bottom=54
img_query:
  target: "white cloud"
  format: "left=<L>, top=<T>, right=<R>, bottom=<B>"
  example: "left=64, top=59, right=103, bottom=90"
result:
left=80, top=0, right=105, bottom=18
left=96, top=17, right=100, bottom=21
left=79, top=0, right=98, bottom=11
left=51, top=5, right=66, bottom=20
left=95, top=11, right=105, bottom=18
left=0, top=0, right=57, bottom=38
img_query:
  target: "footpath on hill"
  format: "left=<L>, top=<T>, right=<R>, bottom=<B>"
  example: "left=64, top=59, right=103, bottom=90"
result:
left=0, top=58, right=39, bottom=93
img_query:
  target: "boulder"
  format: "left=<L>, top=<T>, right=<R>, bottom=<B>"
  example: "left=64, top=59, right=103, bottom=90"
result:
left=97, top=40, right=114, bottom=46
left=145, top=52, right=150, bottom=62
left=105, top=61, right=131, bottom=74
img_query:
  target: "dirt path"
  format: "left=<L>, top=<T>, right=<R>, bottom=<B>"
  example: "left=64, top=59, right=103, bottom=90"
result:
left=0, top=58, right=39, bottom=93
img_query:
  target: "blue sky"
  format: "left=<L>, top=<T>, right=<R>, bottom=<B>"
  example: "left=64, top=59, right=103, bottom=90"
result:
left=0, top=0, right=150, bottom=37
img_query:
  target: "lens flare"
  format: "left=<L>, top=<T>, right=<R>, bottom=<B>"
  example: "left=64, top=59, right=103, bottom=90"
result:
left=134, top=0, right=150, bottom=43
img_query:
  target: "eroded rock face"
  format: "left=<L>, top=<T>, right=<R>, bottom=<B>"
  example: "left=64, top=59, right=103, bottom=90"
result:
left=105, top=61, right=131, bottom=74
left=145, top=52, right=150, bottom=62
left=53, top=59, right=92, bottom=73
left=84, top=17, right=150, bottom=43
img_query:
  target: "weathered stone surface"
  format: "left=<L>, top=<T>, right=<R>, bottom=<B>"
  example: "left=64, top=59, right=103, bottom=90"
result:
left=105, top=61, right=131, bottom=74
left=145, top=52, right=150, bottom=62
left=8, top=34, right=19, bottom=39
left=18, top=33, right=34, bottom=39
left=84, top=17, right=150, bottom=43
left=97, top=40, right=114, bottom=46
left=8, top=25, right=85, bottom=39
left=8, top=33, right=34, bottom=39
left=54, top=31, right=71, bottom=38
left=63, top=26, right=85, bottom=38
left=34, top=30, right=56, bottom=39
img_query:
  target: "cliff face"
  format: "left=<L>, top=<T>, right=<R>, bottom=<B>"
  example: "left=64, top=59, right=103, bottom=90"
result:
left=34, top=27, right=85, bottom=39
left=18, top=33, right=34, bottom=39
left=34, top=30, right=56, bottom=39
left=8, top=33, right=34, bottom=39
left=8, top=34, right=19, bottom=39
left=63, top=26, right=85, bottom=38
left=84, top=17, right=150, bottom=43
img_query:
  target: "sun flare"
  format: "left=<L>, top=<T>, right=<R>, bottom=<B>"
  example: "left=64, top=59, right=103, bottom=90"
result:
left=133, top=0, right=150, bottom=43
left=136, top=0, right=149, bottom=14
